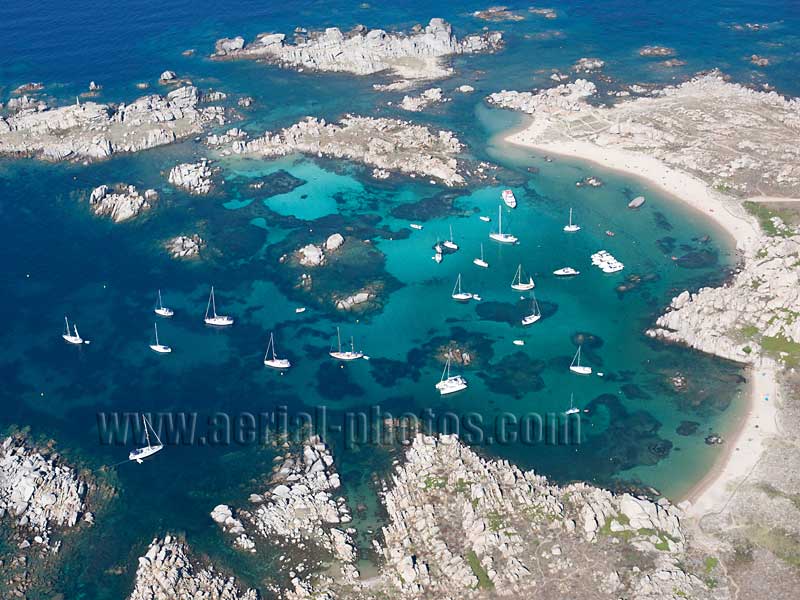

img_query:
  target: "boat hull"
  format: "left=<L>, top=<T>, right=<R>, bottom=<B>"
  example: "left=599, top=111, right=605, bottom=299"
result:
left=473, top=259, right=489, bottom=268
left=563, top=225, right=581, bottom=233
left=129, top=444, right=163, bottom=463
left=569, top=366, right=592, bottom=375
left=554, top=268, right=579, bottom=276
left=154, top=308, right=174, bottom=317
left=62, top=335, right=83, bottom=345
left=521, top=314, right=541, bottom=326
left=264, top=358, right=291, bottom=369
left=330, top=351, right=363, bottom=361
left=205, top=316, right=234, bottom=326
left=511, top=280, right=535, bottom=291
left=451, top=293, right=473, bottom=302
left=436, top=376, right=468, bottom=395
left=489, top=233, right=517, bottom=244
left=149, top=344, right=172, bottom=354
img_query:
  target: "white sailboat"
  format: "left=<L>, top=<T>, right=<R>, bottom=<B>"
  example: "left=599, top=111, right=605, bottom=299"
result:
left=149, top=322, right=172, bottom=354
left=443, top=225, right=459, bottom=251
left=553, top=267, right=580, bottom=277
left=329, top=327, right=364, bottom=361
left=521, top=291, right=541, bottom=326
left=62, top=316, right=84, bottom=345
left=204, top=286, right=234, bottom=326
left=129, top=414, right=163, bottom=463
left=511, top=264, right=535, bottom=291
left=154, top=289, right=174, bottom=317
left=264, top=332, right=291, bottom=369
left=502, top=189, right=517, bottom=209
left=569, top=345, right=592, bottom=375
left=489, top=205, right=518, bottom=244
left=473, top=243, right=489, bottom=268
left=451, top=273, right=473, bottom=301
left=565, top=393, right=580, bottom=415
left=435, top=354, right=468, bottom=395
left=563, top=208, right=581, bottom=233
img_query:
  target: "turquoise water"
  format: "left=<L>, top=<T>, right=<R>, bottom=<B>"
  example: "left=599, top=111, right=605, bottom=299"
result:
left=1, top=1, right=795, bottom=597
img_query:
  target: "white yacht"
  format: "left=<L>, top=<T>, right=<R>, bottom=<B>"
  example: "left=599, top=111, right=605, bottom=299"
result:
left=149, top=323, right=172, bottom=354
left=264, top=332, right=291, bottom=369
left=553, top=267, right=580, bottom=277
left=451, top=274, right=473, bottom=302
left=62, top=316, right=84, bottom=345
left=489, top=205, right=518, bottom=244
left=154, top=289, right=174, bottom=317
left=563, top=208, right=581, bottom=233
left=443, top=225, right=459, bottom=251
left=511, top=264, right=535, bottom=291
left=409, top=223, right=423, bottom=230
left=435, top=355, right=468, bottom=395
left=129, top=414, right=163, bottom=463
left=204, top=286, right=234, bottom=326
left=502, top=189, right=517, bottom=209
left=473, top=243, right=489, bottom=268
left=479, top=215, right=491, bottom=222
left=521, top=292, right=541, bottom=326
left=569, top=345, right=592, bottom=375
left=329, top=327, right=364, bottom=361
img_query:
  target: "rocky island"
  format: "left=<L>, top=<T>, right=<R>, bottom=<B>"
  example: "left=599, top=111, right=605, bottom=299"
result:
left=88, top=184, right=157, bottom=222
left=0, top=86, right=224, bottom=161
left=168, top=159, right=216, bottom=194
left=226, top=115, right=465, bottom=185
left=212, top=18, right=502, bottom=86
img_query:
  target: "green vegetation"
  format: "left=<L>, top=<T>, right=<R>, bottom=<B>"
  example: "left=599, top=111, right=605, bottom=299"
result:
left=453, top=478, right=469, bottom=494
left=598, top=518, right=675, bottom=550
left=422, top=475, right=446, bottom=490
left=743, top=201, right=795, bottom=237
left=486, top=510, right=504, bottom=532
left=757, top=483, right=800, bottom=512
left=761, top=334, right=800, bottom=366
left=465, top=550, right=494, bottom=590
left=738, top=324, right=760, bottom=339
left=704, top=556, right=719, bottom=574
left=748, top=526, right=800, bottom=568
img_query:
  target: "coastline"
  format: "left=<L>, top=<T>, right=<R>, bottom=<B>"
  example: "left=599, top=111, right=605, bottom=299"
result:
left=502, top=130, right=777, bottom=517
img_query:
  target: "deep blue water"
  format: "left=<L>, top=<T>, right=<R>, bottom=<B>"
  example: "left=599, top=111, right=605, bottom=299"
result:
left=0, top=1, right=795, bottom=597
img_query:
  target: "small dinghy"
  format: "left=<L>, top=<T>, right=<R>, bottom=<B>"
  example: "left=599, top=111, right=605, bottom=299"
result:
left=479, top=215, right=491, bottom=222
left=409, top=223, right=423, bottom=230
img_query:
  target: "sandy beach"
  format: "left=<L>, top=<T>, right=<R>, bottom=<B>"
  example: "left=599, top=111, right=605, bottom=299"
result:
left=504, top=130, right=779, bottom=517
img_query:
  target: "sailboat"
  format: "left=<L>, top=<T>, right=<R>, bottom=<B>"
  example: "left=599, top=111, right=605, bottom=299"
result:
left=62, top=316, right=84, bottom=345
left=565, top=393, right=580, bottom=415
left=264, top=332, right=291, bottom=369
left=501, top=189, right=517, bottom=208
left=435, top=354, right=468, bottom=395
left=569, top=345, right=592, bottom=375
left=129, top=414, right=164, bottom=463
left=563, top=208, right=581, bottom=233
left=489, top=205, right=518, bottom=244
left=154, top=290, right=174, bottom=317
left=149, top=323, right=172, bottom=354
left=451, top=274, right=473, bottom=301
left=511, top=264, right=535, bottom=291
left=204, top=286, right=234, bottom=326
left=521, top=291, right=541, bottom=326
left=473, top=243, right=489, bottom=268
left=443, top=225, right=459, bottom=251
left=329, top=327, right=364, bottom=361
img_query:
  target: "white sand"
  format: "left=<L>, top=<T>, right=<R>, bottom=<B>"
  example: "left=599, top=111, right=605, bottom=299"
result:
left=504, top=131, right=779, bottom=516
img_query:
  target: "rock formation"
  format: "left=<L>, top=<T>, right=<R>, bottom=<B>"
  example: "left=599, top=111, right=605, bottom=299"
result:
left=212, top=18, right=502, bottom=83
left=168, top=159, right=215, bottom=194
left=88, top=184, right=157, bottom=222
left=128, top=535, right=258, bottom=600
left=227, top=115, right=464, bottom=186
left=0, top=86, right=224, bottom=162
left=398, top=87, right=447, bottom=112
left=165, top=234, right=204, bottom=259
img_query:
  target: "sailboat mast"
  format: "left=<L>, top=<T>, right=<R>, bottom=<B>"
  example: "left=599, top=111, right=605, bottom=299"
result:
left=350, top=336, right=355, bottom=354
left=143, top=414, right=151, bottom=449
left=158, top=289, right=162, bottom=309
left=154, top=323, right=159, bottom=345
left=64, top=316, right=69, bottom=334
left=205, top=288, right=212, bottom=319
left=337, top=327, right=342, bottom=353
left=211, top=287, right=217, bottom=317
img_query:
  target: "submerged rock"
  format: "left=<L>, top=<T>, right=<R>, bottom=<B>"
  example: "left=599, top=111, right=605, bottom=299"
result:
left=165, top=234, right=204, bottom=259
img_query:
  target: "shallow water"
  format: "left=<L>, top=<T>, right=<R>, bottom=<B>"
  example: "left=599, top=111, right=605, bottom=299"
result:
left=1, top=0, right=794, bottom=596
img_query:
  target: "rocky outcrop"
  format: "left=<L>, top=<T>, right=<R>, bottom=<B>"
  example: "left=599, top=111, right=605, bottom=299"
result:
left=128, top=535, right=258, bottom=600
left=647, top=230, right=800, bottom=362
left=0, top=435, right=86, bottom=535
left=168, top=159, right=215, bottom=194
left=0, top=86, right=224, bottom=162
left=398, top=87, right=447, bottom=112
left=298, top=243, right=325, bottom=267
left=573, top=57, right=605, bottom=72
left=165, top=234, right=204, bottom=259
left=335, top=290, right=373, bottom=311
left=88, top=184, right=157, bottom=222
left=228, top=115, right=464, bottom=186
left=487, top=79, right=597, bottom=115
left=213, top=18, right=502, bottom=83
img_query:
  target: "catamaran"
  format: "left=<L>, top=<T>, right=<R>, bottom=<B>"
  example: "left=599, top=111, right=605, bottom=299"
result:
left=264, top=332, right=291, bottom=369
left=553, top=267, right=580, bottom=277
left=149, top=322, right=172, bottom=354
left=563, top=208, right=581, bottom=233
left=489, top=205, right=518, bottom=244
left=511, top=264, right=535, bottom=291
left=521, top=291, right=541, bottom=326
left=569, top=345, right=592, bottom=375
left=443, top=225, right=459, bottom=251
left=329, top=327, right=364, bottom=361
left=502, top=189, right=517, bottom=209
left=62, top=316, right=84, bottom=345
left=565, top=393, right=580, bottom=415
left=473, top=243, right=489, bottom=268
left=154, top=289, right=174, bottom=317
left=435, top=354, right=468, bottom=395
left=451, top=273, right=473, bottom=302
left=129, top=414, right=163, bottom=463
left=204, top=286, right=234, bottom=326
